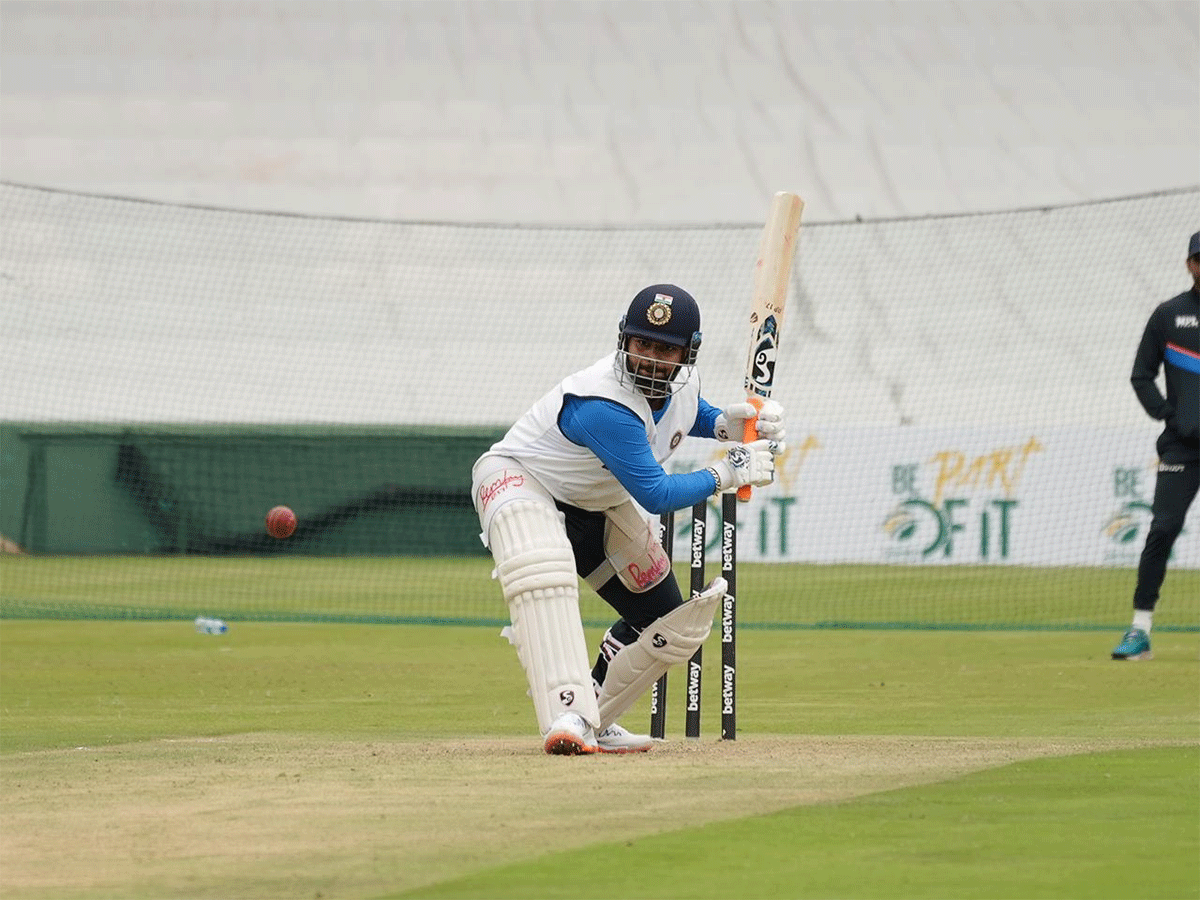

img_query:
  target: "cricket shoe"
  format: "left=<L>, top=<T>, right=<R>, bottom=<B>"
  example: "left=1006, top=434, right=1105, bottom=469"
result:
left=596, top=723, right=654, bottom=754
left=543, top=713, right=599, bottom=756
left=1111, top=628, right=1153, bottom=660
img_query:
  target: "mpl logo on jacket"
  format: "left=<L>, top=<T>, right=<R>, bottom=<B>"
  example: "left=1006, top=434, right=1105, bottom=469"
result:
left=1175, top=315, right=1199, bottom=327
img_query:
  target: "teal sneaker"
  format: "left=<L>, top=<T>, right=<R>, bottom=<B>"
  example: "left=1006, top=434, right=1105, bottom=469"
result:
left=1111, top=628, right=1152, bottom=660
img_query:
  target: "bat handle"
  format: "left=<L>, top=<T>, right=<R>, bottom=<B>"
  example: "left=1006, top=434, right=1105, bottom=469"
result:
left=736, top=396, right=764, bottom=503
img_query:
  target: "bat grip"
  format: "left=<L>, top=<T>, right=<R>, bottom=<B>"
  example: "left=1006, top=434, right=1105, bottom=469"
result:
left=736, top=396, right=764, bottom=503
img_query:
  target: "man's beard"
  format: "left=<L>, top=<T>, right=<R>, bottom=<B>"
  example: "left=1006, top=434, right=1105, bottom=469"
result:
left=630, top=359, right=674, bottom=396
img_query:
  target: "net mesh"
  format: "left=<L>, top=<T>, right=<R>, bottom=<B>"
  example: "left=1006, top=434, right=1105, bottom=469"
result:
left=2, top=182, right=1197, bottom=631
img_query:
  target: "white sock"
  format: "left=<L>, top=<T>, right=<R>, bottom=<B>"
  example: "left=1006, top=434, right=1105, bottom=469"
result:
left=1132, top=610, right=1153, bottom=634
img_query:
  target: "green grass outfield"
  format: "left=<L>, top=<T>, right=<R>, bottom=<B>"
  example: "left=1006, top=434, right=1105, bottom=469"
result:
left=3, top=555, right=1199, bottom=631
left=1, top=556, right=1198, bottom=899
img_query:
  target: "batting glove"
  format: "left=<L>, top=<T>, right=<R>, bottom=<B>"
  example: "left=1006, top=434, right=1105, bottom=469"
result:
left=707, top=439, right=784, bottom=492
left=714, top=399, right=786, bottom=443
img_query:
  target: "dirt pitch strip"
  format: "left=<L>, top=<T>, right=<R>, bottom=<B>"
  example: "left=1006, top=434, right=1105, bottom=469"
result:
left=1, top=733, right=1190, bottom=899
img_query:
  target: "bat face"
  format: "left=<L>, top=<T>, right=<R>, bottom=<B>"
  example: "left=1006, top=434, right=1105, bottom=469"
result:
left=745, top=314, right=779, bottom=398
left=741, top=192, right=801, bottom=405
left=736, top=190, right=802, bottom=503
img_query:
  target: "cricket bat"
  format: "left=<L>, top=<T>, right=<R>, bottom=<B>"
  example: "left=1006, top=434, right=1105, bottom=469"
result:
left=738, top=191, right=804, bottom=502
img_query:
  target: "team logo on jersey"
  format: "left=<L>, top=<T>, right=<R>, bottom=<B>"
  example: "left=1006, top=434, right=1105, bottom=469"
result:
left=647, top=294, right=674, bottom=326
left=670, top=431, right=683, bottom=449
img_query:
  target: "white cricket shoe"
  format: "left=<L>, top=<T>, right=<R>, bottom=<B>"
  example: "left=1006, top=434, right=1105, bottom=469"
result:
left=596, top=722, right=654, bottom=754
left=543, top=713, right=599, bottom=756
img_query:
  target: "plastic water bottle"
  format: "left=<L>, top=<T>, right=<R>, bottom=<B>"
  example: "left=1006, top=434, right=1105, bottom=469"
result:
left=194, top=616, right=228, bottom=634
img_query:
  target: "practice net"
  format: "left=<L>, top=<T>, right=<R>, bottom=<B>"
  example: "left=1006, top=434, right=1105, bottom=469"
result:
left=2, top=182, right=1197, bottom=631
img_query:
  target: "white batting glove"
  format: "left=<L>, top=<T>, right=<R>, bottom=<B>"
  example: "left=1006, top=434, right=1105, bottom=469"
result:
left=707, top=439, right=784, bottom=493
left=713, top=399, right=786, bottom=443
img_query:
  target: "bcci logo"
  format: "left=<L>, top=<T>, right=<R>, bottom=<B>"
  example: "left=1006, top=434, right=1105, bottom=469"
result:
left=647, top=294, right=674, bottom=326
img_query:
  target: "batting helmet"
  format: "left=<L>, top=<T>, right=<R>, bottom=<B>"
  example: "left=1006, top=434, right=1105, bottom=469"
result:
left=615, top=284, right=703, bottom=399
left=618, top=285, right=702, bottom=361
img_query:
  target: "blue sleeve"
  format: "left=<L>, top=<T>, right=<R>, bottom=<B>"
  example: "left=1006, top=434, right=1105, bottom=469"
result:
left=691, top=397, right=723, bottom=438
left=560, top=396, right=716, bottom=515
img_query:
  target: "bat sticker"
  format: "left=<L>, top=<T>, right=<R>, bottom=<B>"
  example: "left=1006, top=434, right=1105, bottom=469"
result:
left=745, top=314, right=778, bottom=396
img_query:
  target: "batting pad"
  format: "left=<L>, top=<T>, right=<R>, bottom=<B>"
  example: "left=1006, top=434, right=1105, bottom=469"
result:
left=596, top=576, right=727, bottom=729
left=584, top=500, right=671, bottom=593
left=490, top=499, right=600, bottom=734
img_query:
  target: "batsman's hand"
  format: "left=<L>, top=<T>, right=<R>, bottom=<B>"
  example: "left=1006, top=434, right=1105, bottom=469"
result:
left=707, top=439, right=784, bottom=493
left=714, top=399, right=786, bottom=443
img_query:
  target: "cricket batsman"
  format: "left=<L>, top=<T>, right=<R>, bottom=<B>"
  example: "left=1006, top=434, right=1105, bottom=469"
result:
left=471, top=284, right=786, bottom=754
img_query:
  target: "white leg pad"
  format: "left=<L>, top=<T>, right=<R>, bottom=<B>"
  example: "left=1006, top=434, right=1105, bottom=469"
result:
left=489, top=498, right=600, bottom=733
left=596, top=576, right=727, bottom=729
left=584, top=500, right=672, bottom=593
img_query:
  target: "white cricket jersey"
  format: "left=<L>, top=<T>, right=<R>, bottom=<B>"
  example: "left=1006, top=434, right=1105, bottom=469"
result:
left=484, top=352, right=700, bottom=511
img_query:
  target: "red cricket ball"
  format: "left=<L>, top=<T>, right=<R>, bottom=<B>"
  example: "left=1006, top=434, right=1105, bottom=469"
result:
left=265, top=505, right=297, bottom=539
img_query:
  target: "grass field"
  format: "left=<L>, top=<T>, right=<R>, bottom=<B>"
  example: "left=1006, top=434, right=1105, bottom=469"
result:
left=1, top=556, right=1198, bottom=899
left=4, top=555, right=1199, bottom=631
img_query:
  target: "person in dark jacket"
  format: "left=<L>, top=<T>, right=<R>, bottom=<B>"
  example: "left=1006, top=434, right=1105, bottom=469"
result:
left=1112, top=231, right=1200, bottom=660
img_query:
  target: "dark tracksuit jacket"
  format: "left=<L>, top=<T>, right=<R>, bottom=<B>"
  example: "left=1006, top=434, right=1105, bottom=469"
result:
left=1129, top=285, right=1199, bottom=609
left=1131, top=286, right=1200, bottom=464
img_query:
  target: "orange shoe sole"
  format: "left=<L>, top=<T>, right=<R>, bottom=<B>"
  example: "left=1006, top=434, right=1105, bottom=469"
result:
left=543, top=732, right=598, bottom=755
